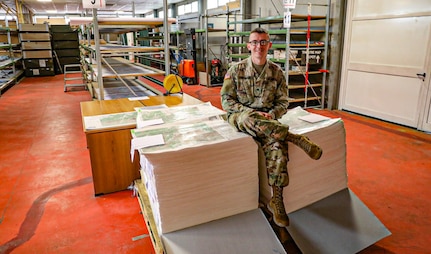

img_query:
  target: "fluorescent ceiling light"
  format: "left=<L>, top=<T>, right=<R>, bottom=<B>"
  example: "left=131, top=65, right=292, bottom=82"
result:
left=46, top=10, right=57, bottom=13
left=37, top=0, right=52, bottom=2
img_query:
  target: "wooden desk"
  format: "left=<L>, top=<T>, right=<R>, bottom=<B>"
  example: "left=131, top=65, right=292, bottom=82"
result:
left=80, top=94, right=202, bottom=195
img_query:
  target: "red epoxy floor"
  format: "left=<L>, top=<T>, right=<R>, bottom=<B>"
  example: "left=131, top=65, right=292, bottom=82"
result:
left=310, top=109, right=431, bottom=254
left=0, top=75, right=154, bottom=254
left=1, top=75, right=431, bottom=253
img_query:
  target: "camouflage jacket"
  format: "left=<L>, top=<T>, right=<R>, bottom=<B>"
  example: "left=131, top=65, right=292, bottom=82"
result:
left=220, top=57, right=289, bottom=120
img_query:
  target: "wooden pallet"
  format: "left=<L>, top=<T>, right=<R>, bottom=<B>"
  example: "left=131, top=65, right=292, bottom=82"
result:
left=135, top=179, right=165, bottom=254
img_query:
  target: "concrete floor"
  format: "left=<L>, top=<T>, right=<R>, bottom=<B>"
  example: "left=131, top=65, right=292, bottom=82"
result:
left=1, top=74, right=430, bottom=253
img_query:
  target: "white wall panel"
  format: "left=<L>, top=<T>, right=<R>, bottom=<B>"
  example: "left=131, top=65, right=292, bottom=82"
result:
left=353, top=0, right=431, bottom=18
left=349, top=17, right=430, bottom=69
left=344, top=70, right=421, bottom=126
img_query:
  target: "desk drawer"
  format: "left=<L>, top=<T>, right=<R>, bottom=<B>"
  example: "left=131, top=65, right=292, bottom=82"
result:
left=24, top=68, right=55, bottom=77
left=50, top=25, right=74, bottom=33
left=19, top=24, right=49, bottom=32
left=51, top=32, right=79, bottom=41
left=19, top=32, right=51, bottom=41
left=52, top=40, right=79, bottom=49
left=21, top=41, right=52, bottom=50
left=58, top=56, right=80, bottom=65
left=55, top=49, right=80, bottom=57
left=22, top=50, right=52, bottom=59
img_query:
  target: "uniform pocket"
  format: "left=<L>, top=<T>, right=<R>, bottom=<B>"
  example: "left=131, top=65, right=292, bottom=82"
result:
left=261, top=79, right=278, bottom=102
left=236, top=76, right=253, bottom=104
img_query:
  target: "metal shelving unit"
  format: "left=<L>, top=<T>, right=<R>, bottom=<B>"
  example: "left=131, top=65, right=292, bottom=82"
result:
left=0, top=18, right=23, bottom=96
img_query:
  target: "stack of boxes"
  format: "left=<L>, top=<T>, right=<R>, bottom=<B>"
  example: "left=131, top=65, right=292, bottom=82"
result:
left=19, top=23, right=55, bottom=77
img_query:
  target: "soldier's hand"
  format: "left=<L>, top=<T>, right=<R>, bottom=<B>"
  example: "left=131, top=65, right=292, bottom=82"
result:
left=257, top=112, right=273, bottom=119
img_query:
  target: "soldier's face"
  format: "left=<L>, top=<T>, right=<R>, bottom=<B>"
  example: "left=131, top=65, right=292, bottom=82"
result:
left=247, top=32, right=272, bottom=63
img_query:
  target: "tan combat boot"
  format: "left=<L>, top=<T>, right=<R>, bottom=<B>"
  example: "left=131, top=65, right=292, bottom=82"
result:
left=286, top=133, right=323, bottom=160
left=267, top=186, right=289, bottom=227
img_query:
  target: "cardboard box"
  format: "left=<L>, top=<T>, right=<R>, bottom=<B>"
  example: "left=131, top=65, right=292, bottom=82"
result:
left=301, top=49, right=323, bottom=65
left=24, top=58, right=54, bottom=69
left=273, top=49, right=286, bottom=60
left=24, top=68, right=55, bottom=77
left=198, top=71, right=210, bottom=86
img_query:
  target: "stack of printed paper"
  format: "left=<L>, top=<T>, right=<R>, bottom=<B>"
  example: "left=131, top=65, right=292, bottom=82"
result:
left=259, top=106, right=348, bottom=213
left=135, top=102, right=226, bottom=128
left=132, top=120, right=259, bottom=234
left=83, top=111, right=137, bottom=131
left=82, top=102, right=226, bottom=131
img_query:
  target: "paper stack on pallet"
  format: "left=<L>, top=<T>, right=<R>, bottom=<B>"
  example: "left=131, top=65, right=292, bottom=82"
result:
left=258, top=107, right=391, bottom=254
left=259, top=107, right=347, bottom=213
left=131, top=105, right=259, bottom=234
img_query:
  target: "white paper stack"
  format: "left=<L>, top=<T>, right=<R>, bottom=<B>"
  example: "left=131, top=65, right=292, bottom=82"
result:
left=133, top=120, right=259, bottom=234
left=135, top=102, right=226, bottom=128
left=259, top=107, right=348, bottom=213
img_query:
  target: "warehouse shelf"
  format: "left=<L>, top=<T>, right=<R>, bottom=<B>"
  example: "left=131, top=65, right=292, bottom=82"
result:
left=0, top=19, right=23, bottom=96
left=72, top=16, right=174, bottom=100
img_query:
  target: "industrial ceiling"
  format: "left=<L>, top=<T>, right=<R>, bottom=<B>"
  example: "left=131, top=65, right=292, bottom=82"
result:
left=1, top=0, right=184, bottom=16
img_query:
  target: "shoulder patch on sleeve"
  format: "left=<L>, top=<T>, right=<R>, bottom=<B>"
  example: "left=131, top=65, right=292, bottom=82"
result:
left=224, top=73, right=231, bottom=80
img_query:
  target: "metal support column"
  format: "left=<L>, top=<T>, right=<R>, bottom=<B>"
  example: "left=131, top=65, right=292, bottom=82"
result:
left=93, top=8, right=104, bottom=100
left=163, top=0, right=170, bottom=75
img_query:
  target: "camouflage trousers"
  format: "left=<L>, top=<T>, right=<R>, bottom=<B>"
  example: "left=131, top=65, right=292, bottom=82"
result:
left=227, top=111, right=290, bottom=187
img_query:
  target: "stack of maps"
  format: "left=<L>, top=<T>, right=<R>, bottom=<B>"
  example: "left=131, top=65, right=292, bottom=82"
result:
left=258, top=106, right=347, bottom=213
left=130, top=103, right=259, bottom=234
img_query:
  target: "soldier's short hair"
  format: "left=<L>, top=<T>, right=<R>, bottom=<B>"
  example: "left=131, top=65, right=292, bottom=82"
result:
left=250, top=27, right=269, bottom=35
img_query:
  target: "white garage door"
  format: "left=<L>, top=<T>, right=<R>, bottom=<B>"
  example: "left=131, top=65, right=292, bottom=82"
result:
left=339, top=0, right=431, bottom=131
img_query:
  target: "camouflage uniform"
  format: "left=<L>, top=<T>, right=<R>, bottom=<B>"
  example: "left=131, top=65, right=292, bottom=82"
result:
left=220, top=57, right=291, bottom=187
